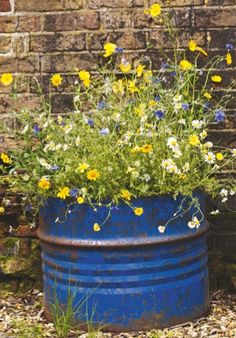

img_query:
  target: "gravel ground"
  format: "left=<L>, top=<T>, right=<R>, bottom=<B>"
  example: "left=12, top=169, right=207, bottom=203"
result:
left=0, top=290, right=235, bottom=337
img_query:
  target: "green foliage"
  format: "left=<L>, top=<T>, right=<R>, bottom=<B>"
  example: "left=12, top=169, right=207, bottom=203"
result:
left=11, top=319, right=44, bottom=338
left=0, top=3, right=235, bottom=228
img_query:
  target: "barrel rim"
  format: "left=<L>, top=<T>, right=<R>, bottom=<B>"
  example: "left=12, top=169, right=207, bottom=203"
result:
left=37, top=222, right=209, bottom=248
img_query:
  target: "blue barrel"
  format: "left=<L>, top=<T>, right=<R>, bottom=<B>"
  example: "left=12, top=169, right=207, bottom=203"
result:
left=38, top=192, right=209, bottom=332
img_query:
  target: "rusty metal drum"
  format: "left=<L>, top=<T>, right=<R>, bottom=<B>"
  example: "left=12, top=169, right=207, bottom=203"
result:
left=38, top=192, right=210, bottom=332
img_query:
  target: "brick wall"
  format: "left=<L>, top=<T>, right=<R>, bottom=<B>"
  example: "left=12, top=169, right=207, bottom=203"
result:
left=0, top=0, right=236, bottom=292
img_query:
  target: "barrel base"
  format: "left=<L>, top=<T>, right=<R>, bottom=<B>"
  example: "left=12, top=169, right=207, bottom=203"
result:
left=43, top=272, right=210, bottom=332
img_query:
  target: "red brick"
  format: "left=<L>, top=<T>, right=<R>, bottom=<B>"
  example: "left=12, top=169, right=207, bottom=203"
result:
left=88, top=31, right=146, bottom=50
left=43, top=12, right=100, bottom=32
left=30, top=33, right=86, bottom=53
left=0, top=16, right=17, bottom=33
left=149, top=0, right=203, bottom=5
left=0, top=0, right=11, bottom=11
left=206, top=29, right=236, bottom=49
left=195, top=7, right=236, bottom=28
left=149, top=30, right=206, bottom=49
left=41, top=53, right=99, bottom=72
left=17, top=16, right=41, bottom=32
left=0, top=36, right=12, bottom=54
left=205, top=0, right=235, bottom=5
left=15, top=0, right=84, bottom=11
left=100, top=10, right=132, bottom=29
left=88, top=0, right=143, bottom=8
left=17, top=56, right=40, bottom=73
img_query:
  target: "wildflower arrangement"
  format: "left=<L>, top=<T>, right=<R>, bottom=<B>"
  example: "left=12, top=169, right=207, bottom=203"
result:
left=0, top=3, right=235, bottom=232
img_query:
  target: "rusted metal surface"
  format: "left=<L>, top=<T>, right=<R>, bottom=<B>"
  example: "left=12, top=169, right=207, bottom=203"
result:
left=39, top=192, right=210, bottom=332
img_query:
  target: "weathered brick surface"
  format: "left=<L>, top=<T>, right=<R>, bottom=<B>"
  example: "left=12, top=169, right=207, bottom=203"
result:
left=30, top=33, right=86, bottom=52
left=43, top=12, right=100, bottom=31
left=0, top=0, right=235, bottom=292
left=0, top=0, right=11, bottom=12
left=15, top=0, right=83, bottom=12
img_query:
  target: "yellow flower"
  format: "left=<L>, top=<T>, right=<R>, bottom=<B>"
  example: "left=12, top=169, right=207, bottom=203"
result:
left=216, top=152, right=224, bottom=161
left=141, top=144, right=153, bottom=153
left=112, top=80, right=125, bottom=95
left=38, top=177, right=50, bottom=190
left=87, top=169, right=100, bottom=181
left=136, top=64, right=145, bottom=77
left=77, top=196, right=85, bottom=204
left=204, top=92, right=212, bottom=100
left=226, top=52, right=232, bottom=65
left=134, top=103, right=146, bottom=117
left=93, top=223, right=101, bottom=231
left=134, top=207, right=144, bottom=216
left=78, top=70, right=91, bottom=87
left=189, top=40, right=207, bottom=56
left=131, top=146, right=141, bottom=153
left=189, top=134, right=200, bottom=147
left=180, top=59, right=193, bottom=71
left=149, top=4, right=162, bottom=17
left=120, top=189, right=132, bottom=201
left=143, top=70, right=153, bottom=82
left=103, top=42, right=117, bottom=57
left=1, top=73, right=13, bottom=86
left=78, top=162, right=90, bottom=173
left=1, top=153, right=11, bottom=164
left=120, top=63, right=131, bottom=73
left=127, top=80, right=139, bottom=93
left=57, top=187, right=70, bottom=199
left=211, top=75, right=222, bottom=83
left=196, top=46, right=208, bottom=56
left=0, top=207, right=5, bottom=214
left=189, top=40, right=197, bottom=52
left=178, top=173, right=187, bottom=180
left=51, top=74, right=63, bottom=87
left=148, top=100, right=156, bottom=108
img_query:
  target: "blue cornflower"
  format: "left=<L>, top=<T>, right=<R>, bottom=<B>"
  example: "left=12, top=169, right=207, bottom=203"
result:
left=24, top=204, right=32, bottom=212
left=154, top=110, right=165, bottom=120
left=115, top=47, right=124, bottom=53
left=215, top=110, right=225, bottom=122
left=226, top=43, right=234, bottom=51
left=97, top=101, right=106, bottom=110
left=111, top=205, right=119, bottom=213
left=204, top=102, right=210, bottom=110
left=160, top=62, right=169, bottom=69
left=100, top=128, right=110, bottom=135
left=87, top=118, right=94, bottom=127
left=182, top=103, right=189, bottom=110
left=70, top=188, right=79, bottom=197
left=50, top=165, right=60, bottom=171
left=170, top=71, right=176, bottom=77
left=154, top=95, right=161, bottom=101
left=152, top=77, right=160, bottom=84
left=33, top=124, right=40, bottom=134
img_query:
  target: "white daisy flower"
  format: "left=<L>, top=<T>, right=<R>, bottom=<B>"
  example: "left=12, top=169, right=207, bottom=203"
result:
left=158, top=226, right=165, bottom=233
left=204, top=141, right=213, bottom=148
left=192, top=120, right=204, bottom=129
left=178, top=119, right=186, bottom=125
left=183, top=162, right=190, bottom=172
left=231, top=149, right=236, bottom=157
left=188, top=216, right=200, bottom=229
left=220, top=188, right=228, bottom=197
left=204, top=152, right=216, bottom=164
left=210, top=210, right=220, bottom=215
left=167, top=137, right=178, bottom=150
